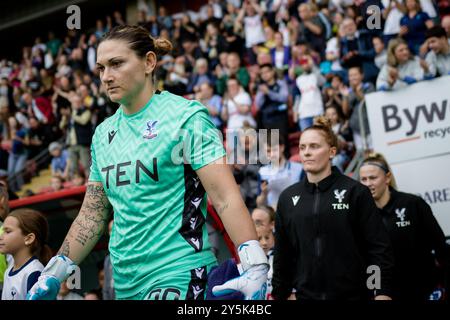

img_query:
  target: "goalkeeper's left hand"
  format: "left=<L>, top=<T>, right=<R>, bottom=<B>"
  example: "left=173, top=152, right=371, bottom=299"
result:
left=212, top=240, right=269, bottom=300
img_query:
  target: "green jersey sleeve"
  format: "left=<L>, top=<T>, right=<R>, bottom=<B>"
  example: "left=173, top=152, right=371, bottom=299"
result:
left=180, top=100, right=226, bottom=171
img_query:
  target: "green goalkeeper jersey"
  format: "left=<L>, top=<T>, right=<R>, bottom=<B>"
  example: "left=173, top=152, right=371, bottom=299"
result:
left=89, top=91, right=226, bottom=298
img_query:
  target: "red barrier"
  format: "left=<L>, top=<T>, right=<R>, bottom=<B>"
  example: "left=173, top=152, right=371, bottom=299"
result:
left=9, top=185, right=87, bottom=210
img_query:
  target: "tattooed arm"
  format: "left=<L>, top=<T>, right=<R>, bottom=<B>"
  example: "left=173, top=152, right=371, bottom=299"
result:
left=196, top=157, right=257, bottom=246
left=57, top=181, right=112, bottom=264
left=27, top=181, right=112, bottom=300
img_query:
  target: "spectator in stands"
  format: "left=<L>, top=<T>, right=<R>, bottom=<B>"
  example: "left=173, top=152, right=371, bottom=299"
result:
left=37, top=174, right=64, bottom=194
left=236, top=0, right=266, bottom=65
left=113, top=10, right=126, bottom=26
left=0, top=96, right=11, bottom=141
left=216, top=52, right=250, bottom=95
left=323, top=73, right=346, bottom=113
left=58, top=101, right=72, bottom=136
left=55, top=55, right=72, bottom=79
left=221, top=76, right=255, bottom=151
left=400, top=0, right=434, bottom=54
left=339, top=18, right=378, bottom=83
left=263, top=25, right=276, bottom=50
left=0, top=78, right=15, bottom=111
left=419, top=0, right=439, bottom=24
left=199, top=4, right=221, bottom=35
left=373, top=35, right=388, bottom=69
left=224, top=24, right=246, bottom=58
left=342, top=66, right=375, bottom=150
left=322, top=24, right=345, bottom=80
left=424, top=26, right=450, bottom=76
left=164, top=56, right=189, bottom=96
left=180, top=36, right=204, bottom=77
left=293, top=55, right=325, bottom=131
left=222, top=2, right=238, bottom=33
left=49, top=141, right=68, bottom=180
left=442, top=15, right=450, bottom=37
left=180, top=14, right=200, bottom=43
left=69, top=48, right=88, bottom=74
left=157, top=6, right=173, bottom=31
left=255, top=63, right=289, bottom=140
left=186, top=58, right=214, bottom=94
left=376, top=38, right=426, bottom=90
left=137, top=11, right=151, bottom=34
left=64, top=94, right=92, bottom=179
left=202, top=22, right=226, bottom=68
left=270, top=31, right=291, bottom=77
left=27, top=116, right=49, bottom=159
left=256, top=135, right=303, bottom=210
left=50, top=176, right=64, bottom=192
left=295, top=3, right=327, bottom=58
left=78, top=84, right=95, bottom=110
left=95, top=19, right=107, bottom=39
left=14, top=101, right=30, bottom=131
left=46, top=31, right=62, bottom=59
left=313, top=4, right=333, bottom=41
left=52, top=76, right=73, bottom=121
left=195, top=82, right=223, bottom=131
left=7, top=117, right=29, bottom=192
left=105, top=15, right=113, bottom=32
left=39, top=69, right=54, bottom=95
left=256, top=50, right=273, bottom=66
left=382, top=0, right=406, bottom=44
left=0, top=173, right=18, bottom=201
left=64, top=172, right=86, bottom=189
left=20, top=92, right=54, bottom=126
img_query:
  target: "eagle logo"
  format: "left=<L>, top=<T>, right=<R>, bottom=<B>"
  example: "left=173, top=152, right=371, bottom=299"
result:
left=395, top=208, right=406, bottom=222
left=334, top=189, right=347, bottom=203
left=143, top=120, right=158, bottom=139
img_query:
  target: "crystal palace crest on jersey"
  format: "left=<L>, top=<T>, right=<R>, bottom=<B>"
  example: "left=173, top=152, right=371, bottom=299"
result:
left=143, top=120, right=158, bottom=140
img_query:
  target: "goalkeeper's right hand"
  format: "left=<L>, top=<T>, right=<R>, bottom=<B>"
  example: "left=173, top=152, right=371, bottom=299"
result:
left=27, top=255, right=76, bottom=300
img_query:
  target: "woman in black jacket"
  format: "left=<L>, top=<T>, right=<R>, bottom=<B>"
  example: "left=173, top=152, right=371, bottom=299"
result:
left=272, top=117, right=394, bottom=300
left=359, top=153, right=448, bottom=300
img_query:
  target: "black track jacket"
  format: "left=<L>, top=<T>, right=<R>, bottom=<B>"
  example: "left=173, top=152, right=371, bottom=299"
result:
left=380, top=188, right=448, bottom=300
left=272, top=167, right=394, bottom=300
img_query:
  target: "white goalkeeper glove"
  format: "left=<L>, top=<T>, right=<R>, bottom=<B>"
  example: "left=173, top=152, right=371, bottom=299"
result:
left=212, top=240, right=269, bottom=300
left=27, top=255, right=76, bottom=300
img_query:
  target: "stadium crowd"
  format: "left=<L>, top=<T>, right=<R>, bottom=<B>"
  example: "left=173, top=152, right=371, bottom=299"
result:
left=0, top=0, right=450, bottom=300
